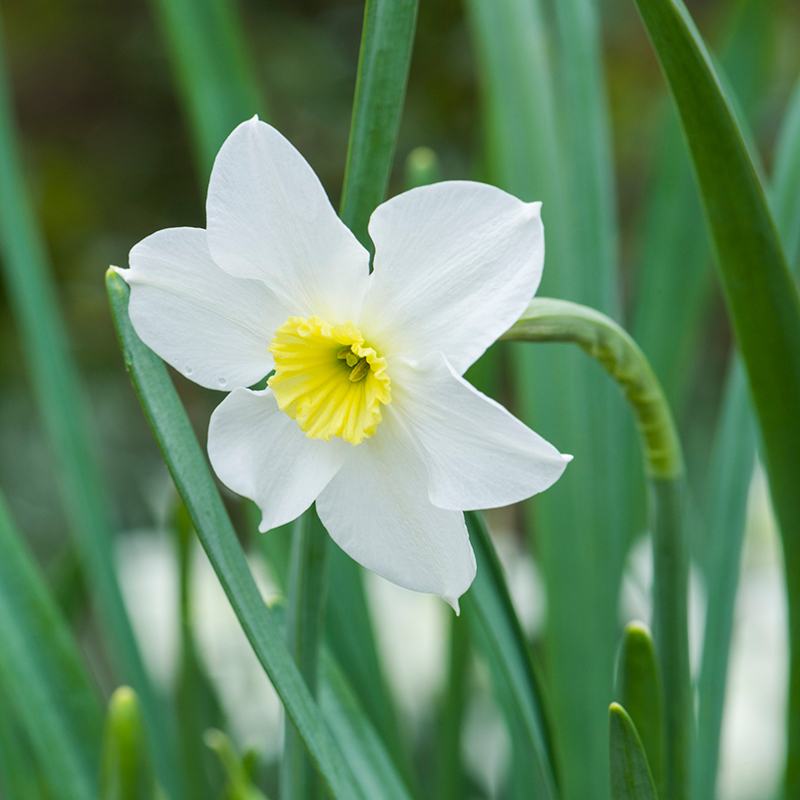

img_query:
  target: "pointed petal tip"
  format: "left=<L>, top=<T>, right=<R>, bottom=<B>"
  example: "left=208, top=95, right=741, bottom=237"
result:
left=525, top=200, right=543, bottom=217
left=107, top=264, right=128, bottom=282
left=562, top=453, right=574, bottom=463
left=444, top=595, right=461, bottom=615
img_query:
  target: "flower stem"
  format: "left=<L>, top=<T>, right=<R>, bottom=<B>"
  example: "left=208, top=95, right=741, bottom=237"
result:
left=504, top=297, right=690, bottom=798
left=281, top=508, right=330, bottom=800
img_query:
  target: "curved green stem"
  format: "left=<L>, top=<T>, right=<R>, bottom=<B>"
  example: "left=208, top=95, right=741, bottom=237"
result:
left=503, top=299, right=682, bottom=480
left=504, top=297, right=690, bottom=798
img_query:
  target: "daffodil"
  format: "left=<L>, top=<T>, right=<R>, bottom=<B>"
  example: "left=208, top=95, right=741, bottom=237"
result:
left=120, top=118, right=570, bottom=608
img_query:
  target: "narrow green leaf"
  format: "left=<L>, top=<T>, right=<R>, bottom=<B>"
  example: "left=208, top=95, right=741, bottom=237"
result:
left=631, top=0, right=775, bottom=409
left=630, top=0, right=800, bottom=531
left=0, top=701, right=42, bottom=799
left=465, top=3, right=629, bottom=793
left=324, top=551, right=412, bottom=780
left=434, top=615, right=469, bottom=800
left=267, top=602, right=414, bottom=800
left=339, top=0, right=419, bottom=245
left=107, top=270, right=377, bottom=799
left=0, top=494, right=102, bottom=800
left=550, top=0, right=619, bottom=314
left=253, top=507, right=411, bottom=791
left=174, top=505, right=225, bottom=800
left=149, top=0, right=264, bottom=175
left=461, top=512, right=558, bottom=798
left=318, top=654, right=413, bottom=800
left=282, top=509, right=329, bottom=800
left=773, top=78, right=800, bottom=267
left=632, top=4, right=800, bottom=796
left=205, top=730, right=268, bottom=800
left=694, top=76, right=800, bottom=800
left=0, top=17, right=180, bottom=796
left=616, top=622, right=664, bottom=796
left=609, top=704, right=658, bottom=800
left=102, top=687, right=157, bottom=800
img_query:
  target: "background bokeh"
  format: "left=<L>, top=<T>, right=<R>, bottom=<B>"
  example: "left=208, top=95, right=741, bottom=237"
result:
left=1, top=1, right=799, bottom=798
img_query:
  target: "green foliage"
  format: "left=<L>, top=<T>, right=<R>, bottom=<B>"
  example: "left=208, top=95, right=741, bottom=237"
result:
left=102, top=687, right=158, bottom=800
left=149, top=0, right=264, bottom=176
left=465, top=3, right=628, bottom=795
left=609, top=704, right=658, bottom=800
left=616, top=623, right=664, bottom=796
left=282, top=510, right=329, bottom=800
left=0, top=14, right=180, bottom=796
left=505, top=298, right=689, bottom=797
left=205, top=730, right=268, bottom=800
left=339, top=0, right=419, bottom=245
left=0, top=495, right=102, bottom=799
left=1, top=1, right=798, bottom=798
left=107, top=270, right=407, bottom=799
left=462, top=512, right=558, bottom=798
left=317, top=654, right=413, bottom=800
left=633, top=1, right=800, bottom=795
left=695, top=73, right=800, bottom=800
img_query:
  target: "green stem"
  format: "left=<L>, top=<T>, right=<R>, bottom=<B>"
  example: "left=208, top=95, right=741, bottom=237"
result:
left=504, top=298, right=689, bottom=798
left=282, top=509, right=330, bottom=800
left=313, top=1, right=419, bottom=788
left=435, top=615, right=469, bottom=800
left=650, top=479, right=690, bottom=800
left=339, top=0, right=418, bottom=245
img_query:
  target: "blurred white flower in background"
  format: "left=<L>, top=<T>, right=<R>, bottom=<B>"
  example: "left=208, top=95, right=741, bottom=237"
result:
left=117, top=524, right=284, bottom=756
left=718, top=466, right=786, bottom=800
left=619, top=465, right=787, bottom=800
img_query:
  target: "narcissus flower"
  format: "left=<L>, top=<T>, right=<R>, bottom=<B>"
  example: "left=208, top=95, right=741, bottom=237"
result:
left=120, top=117, right=570, bottom=609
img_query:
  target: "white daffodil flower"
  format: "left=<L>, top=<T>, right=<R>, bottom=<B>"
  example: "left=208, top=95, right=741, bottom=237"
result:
left=120, top=117, right=570, bottom=609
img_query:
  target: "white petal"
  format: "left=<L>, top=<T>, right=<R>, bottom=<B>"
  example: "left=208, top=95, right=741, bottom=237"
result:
left=393, top=354, right=571, bottom=511
left=208, top=388, right=347, bottom=531
left=123, top=227, right=285, bottom=390
left=206, top=117, right=370, bottom=321
left=360, top=181, right=544, bottom=373
left=315, top=412, right=476, bottom=609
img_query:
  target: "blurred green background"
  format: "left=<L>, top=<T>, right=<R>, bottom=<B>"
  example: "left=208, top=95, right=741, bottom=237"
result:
left=1, top=1, right=799, bottom=798
left=3, top=0, right=797, bottom=551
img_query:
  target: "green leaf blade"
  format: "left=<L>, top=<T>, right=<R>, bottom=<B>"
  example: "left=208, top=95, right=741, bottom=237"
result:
left=282, top=509, right=329, bottom=800
left=0, top=16, right=181, bottom=795
left=465, top=3, right=629, bottom=794
left=0, top=495, right=103, bottom=800
left=695, top=75, right=800, bottom=799
left=631, top=0, right=800, bottom=529
left=339, top=0, right=419, bottom=245
left=616, top=622, right=664, bottom=796
left=632, top=2, right=800, bottom=794
left=102, top=687, right=157, bottom=800
left=106, top=269, right=398, bottom=800
left=609, top=703, right=658, bottom=800
left=461, top=512, right=558, bottom=798
left=149, top=0, right=264, bottom=176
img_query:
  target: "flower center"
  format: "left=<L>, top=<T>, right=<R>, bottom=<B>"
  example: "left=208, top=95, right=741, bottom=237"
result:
left=268, top=316, right=391, bottom=445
